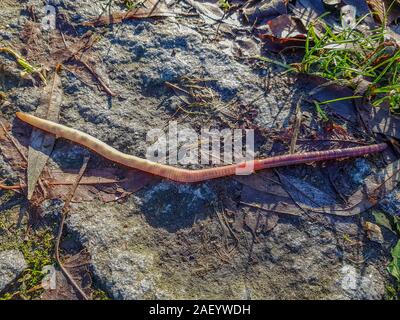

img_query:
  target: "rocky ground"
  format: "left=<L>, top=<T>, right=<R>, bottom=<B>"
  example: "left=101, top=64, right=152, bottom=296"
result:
left=0, top=0, right=399, bottom=299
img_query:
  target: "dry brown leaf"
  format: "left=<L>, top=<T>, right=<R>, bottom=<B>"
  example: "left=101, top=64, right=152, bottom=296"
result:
left=363, top=221, right=384, bottom=243
left=236, top=151, right=400, bottom=218
left=235, top=170, right=288, bottom=197
left=41, top=251, right=92, bottom=300
left=27, top=69, right=63, bottom=199
left=367, top=0, right=400, bottom=24
left=242, top=0, right=288, bottom=24
left=258, top=14, right=307, bottom=52
left=81, top=0, right=177, bottom=27
left=261, top=213, right=279, bottom=232
left=299, top=159, right=400, bottom=216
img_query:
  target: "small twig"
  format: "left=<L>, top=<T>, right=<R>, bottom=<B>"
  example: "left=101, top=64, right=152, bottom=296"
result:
left=60, top=31, right=116, bottom=97
left=165, top=81, right=191, bottom=95
left=147, top=0, right=162, bottom=17
left=3, top=284, right=43, bottom=300
left=78, top=59, right=116, bottom=97
left=327, top=169, right=348, bottom=205
left=297, top=138, right=369, bottom=145
left=55, top=156, right=90, bottom=301
left=290, top=96, right=303, bottom=154
left=239, top=201, right=300, bottom=216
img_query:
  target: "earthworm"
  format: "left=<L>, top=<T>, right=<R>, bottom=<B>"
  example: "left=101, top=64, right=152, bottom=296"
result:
left=16, top=112, right=387, bottom=183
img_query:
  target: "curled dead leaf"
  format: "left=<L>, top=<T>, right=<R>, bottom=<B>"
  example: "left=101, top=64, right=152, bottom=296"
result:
left=363, top=221, right=384, bottom=243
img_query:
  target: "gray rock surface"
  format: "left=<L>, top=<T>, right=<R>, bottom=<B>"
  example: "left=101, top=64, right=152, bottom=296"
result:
left=0, top=0, right=397, bottom=300
left=66, top=197, right=391, bottom=299
left=0, top=250, right=27, bottom=292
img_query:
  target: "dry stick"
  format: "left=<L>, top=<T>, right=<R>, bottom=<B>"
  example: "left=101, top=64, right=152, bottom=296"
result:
left=290, top=96, right=303, bottom=154
left=60, top=31, right=116, bottom=97
left=297, top=138, right=370, bottom=145
left=147, top=0, right=162, bottom=17
left=239, top=201, right=301, bottom=216
left=4, top=284, right=43, bottom=300
left=55, top=156, right=90, bottom=301
left=165, top=81, right=191, bottom=95
left=78, top=59, right=116, bottom=97
left=244, top=210, right=262, bottom=272
left=81, top=6, right=198, bottom=27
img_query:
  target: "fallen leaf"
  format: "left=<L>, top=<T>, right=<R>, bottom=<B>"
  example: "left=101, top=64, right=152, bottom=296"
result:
left=366, top=0, right=400, bottom=25
left=41, top=251, right=92, bottom=300
left=260, top=213, right=279, bottom=232
left=312, top=159, right=400, bottom=216
left=267, top=14, right=305, bottom=38
left=82, top=0, right=182, bottom=27
left=363, top=221, right=384, bottom=243
left=258, top=14, right=307, bottom=52
left=388, top=240, right=400, bottom=281
left=48, top=169, right=158, bottom=203
left=297, top=74, right=359, bottom=122
left=242, top=0, right=288, bottom=25
left=290, top=4, right=325, bottom=37
left=235, top=170, right=288, bottom=197
left=236, top=145, right=400, bottom=217
left=367, top=103, right=400, bottom=140
left=373, top=211, right=396, bottom=234
left=296, top=0, right=325, bottom=15
left=185, top=0, right=241, bottom=27
left=27, top=69, right=62, bottom=199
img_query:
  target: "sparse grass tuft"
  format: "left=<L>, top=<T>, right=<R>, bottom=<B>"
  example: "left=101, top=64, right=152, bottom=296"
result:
left=0, top=47, right=47, bottom=84
left=300, top=16, right=400, bottom=113
left=92, top=289, right=112, bottom=300
left=122, top=0, right=145, bottom=10
left=257, top=12, right=400, bottom=115
left=19, top=229, right=55, bottom=291
left=0, top=227, right=55, bottom=300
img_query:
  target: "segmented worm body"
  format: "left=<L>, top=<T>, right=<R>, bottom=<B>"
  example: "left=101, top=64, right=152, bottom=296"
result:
left=16, top=112, right=387, bottom=183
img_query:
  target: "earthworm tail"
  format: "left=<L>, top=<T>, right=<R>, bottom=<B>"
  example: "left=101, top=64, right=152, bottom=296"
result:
left=16, top=112, right=387, bottom=183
